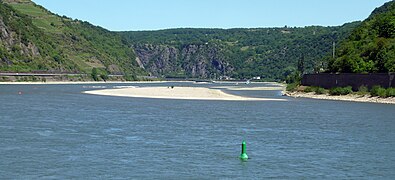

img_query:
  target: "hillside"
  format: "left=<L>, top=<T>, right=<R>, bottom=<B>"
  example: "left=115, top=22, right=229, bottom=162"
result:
left=0, top=0, right=143, bottom=78
left=1, top=0, right=369, bottom=81
left=328, top=0, right=395, bottom=73
left=121, top=23, right=359, bottom=80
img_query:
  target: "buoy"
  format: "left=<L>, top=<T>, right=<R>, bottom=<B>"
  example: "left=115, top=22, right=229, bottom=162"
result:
left=240, top=140, right=248, bottom=160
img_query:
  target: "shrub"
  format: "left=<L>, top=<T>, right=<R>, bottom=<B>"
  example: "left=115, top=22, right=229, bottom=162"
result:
left=358, top=85, right=369, bottom=93
left=125, top=74, right=137, bottom=81
left=386, top=88, right=395, bottom=97
left=286, top=83, right=299, bottom=92
left=303, top=86, right=316, bottom=93
left=356, top=85, right=369, bottom=95
left=329, top=87, right=342, bottom=95
left=315, top=87, right=327, bottom=95
left=370, top=86, right=386, bottom=97
left=329, top=86, right=353, bottom=95
left=304, top=86, right=327, bottom=94
left=91, top=68, right=99, bottom=81
left=377, top=88, right=387, bottom=98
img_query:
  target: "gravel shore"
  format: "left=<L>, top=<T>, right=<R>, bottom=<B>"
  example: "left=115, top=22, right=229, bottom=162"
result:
left=285, top=91, right=395, bottom=104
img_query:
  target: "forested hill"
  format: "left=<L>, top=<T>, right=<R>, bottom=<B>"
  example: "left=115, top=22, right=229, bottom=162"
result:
left=0, top=0, right=143, bottom=77
left=2, top=0, right=376, bottom=81
left=328, top=0, right=395, bottom=73
left=121, top=23, right=359, bottom=80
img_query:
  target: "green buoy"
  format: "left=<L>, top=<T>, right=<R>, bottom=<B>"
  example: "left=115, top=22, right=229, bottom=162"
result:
left=240, top=140, right=249, bottom=160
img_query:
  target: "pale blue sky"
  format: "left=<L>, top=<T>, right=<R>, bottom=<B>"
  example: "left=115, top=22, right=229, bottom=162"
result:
left=32, top=0, right=390, bottom=31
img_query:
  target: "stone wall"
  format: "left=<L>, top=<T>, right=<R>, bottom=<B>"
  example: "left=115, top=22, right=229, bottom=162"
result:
left=302, top=73, right=395, bottom=90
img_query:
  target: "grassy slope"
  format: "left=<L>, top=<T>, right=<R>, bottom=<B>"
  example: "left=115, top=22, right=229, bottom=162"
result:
left=1, top=0, right=143, bottom=75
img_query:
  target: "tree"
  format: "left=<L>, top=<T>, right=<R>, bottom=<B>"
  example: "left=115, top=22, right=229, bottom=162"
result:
left=297, top=53, right=305, bottom=74
left=91, top=68, right=99, bottom=81
left=373, top=15, right=395, bottom=38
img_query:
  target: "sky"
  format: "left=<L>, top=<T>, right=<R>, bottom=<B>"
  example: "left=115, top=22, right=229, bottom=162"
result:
left=31, top=0, right=391, bottom=31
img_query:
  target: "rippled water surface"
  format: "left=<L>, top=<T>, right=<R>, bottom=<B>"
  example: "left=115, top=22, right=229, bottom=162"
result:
left=1, top=82, right=394, bottom=179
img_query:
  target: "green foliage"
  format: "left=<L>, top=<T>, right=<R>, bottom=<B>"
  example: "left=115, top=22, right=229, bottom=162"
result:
left=91, top=68, right=99, bottom=81
left=314, top=87, right=327, bottom=95
left=370, top=86, right=395, bottom=98
left=370, top=86, right=386, bottom=97
left=285, top=71, right=302, bottom=84
left=328, top=1, right=395, bottom=73
left=377, top=88, right=388, bottom=98
left=121, top=22, right=359, bottom=80
left=286, top=82, right=299, bottom=92
left=100, top=73, right=109, bottom=81
left=373, top=15, right=395, bottom=38
left=304, top=86, right=327, bottom=94
left=357, top=85, right=370, bottom=95
left=124, top=74, right=137, bottom=81
left=0, top=1, right=144, bottom=77
left=386, top=88, right=395, bottom=97
left=303, top=86, right=316, bottom=93
left=329, top=86, right=353, bottom=95
left=91, top=67, right=108, bottom=81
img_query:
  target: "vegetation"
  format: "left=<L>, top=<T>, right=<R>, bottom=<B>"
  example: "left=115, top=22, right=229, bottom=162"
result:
left=1, top=0, right=392, bottom=83
left=386, top=88, right=395, bottom=97
left=356, top=85, right=370, bottom=95
left=121, top=23, right=359, bottom=81
left=286, top=82, right=299, bottom=92
left=0, top=0, right=145, bottom=79
left=329, top=86, right=353, bottom=96
left=293, top=1, right=395, bottom=99
left=304, top=86, right=326, bottom=94
left=370, top=86, right=389, bottom=97
left=328, top=0, right=395, bottom=73
left=298, top=85, right=395, bottom=98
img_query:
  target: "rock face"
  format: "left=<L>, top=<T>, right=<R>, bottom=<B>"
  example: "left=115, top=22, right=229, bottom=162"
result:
left=134, top=44, right=233, bottom=78
left=0, top=17, right=40, bottom=64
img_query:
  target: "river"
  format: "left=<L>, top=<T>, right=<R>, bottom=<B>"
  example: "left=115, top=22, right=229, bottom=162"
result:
left=1, top=82, right=394, bottom=179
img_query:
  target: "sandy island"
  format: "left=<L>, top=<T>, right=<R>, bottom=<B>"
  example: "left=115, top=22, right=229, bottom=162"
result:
left=285, top=91, right=395, bottom=105
left=84, top=86, right=287, bottom=101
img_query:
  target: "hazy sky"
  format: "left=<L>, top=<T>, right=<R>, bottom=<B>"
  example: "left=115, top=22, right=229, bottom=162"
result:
left=32, top=0, right=390, bottom=31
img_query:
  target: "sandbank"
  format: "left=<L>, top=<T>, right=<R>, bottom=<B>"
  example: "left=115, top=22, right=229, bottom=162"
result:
left=84, top=86, right=286, bottom=101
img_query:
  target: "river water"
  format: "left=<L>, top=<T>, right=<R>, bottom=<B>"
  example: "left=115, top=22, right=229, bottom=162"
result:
left=0, top=82, right=394, bottom=179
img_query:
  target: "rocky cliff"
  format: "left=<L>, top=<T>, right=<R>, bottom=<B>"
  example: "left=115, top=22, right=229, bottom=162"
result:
left=122, top=24, right=360, bottom=80
left=0, top=18, right=33, bottom=66
left=134, top=43, right=233, bottom=78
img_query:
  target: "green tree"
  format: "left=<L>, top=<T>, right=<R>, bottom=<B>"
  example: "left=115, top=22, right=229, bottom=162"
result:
left=373, top=15, right=395, bottom=38
left=91, top=68, right=99, bottom=81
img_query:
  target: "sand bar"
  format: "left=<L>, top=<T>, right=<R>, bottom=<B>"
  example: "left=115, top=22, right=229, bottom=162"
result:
left=84, top=86, right=286, bottom=101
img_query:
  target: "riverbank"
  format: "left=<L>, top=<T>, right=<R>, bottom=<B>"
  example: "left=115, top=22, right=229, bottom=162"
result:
left=285, top=91, right=395, bottom=105
left=84, top=86, right=286, bottom=101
